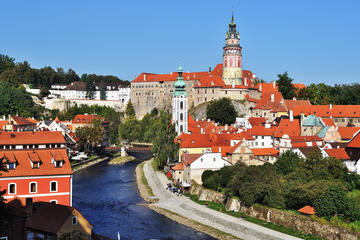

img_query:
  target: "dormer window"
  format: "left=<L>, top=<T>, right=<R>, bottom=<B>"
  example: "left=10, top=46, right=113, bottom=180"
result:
left=32, top=162, right=40, bottom=169
left=54, top=160, right=63, bottom=168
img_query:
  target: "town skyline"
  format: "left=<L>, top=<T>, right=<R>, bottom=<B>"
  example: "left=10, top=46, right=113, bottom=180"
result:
left=1, top=0, right=359, bottom=85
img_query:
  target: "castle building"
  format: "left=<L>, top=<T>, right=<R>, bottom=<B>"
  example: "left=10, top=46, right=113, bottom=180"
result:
left=172, top=66, right=188, bottom=135
left=222, top=12, right=243, bottom=86
left=131, top=14, right=258, bottom=118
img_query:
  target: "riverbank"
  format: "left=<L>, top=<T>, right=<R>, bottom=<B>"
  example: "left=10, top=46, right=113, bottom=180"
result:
left=138, top=159, right=302, bottom=240
left=135, top=159, right=234, bottom=239
left=72, top=156, right=109, bottom=172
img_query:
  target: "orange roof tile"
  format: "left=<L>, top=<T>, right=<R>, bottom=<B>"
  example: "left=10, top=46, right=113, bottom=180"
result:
left=348, top=131, right=360, bottom=148
left=249, top=125, right=276, bottom=136
left=322, top=118, right=335, bottom=127
left=325, top=148, right=350, bottom=160
left=338, top=127, right=360, bottom=140
left=72, top=114, right=104, bottom=124
left=0, top=131, right=66, bottom=145
left=172, top=162, right=184, bottom=171
left=293, top=105, right=360, bottom=118
left=251, top=148, right=279, bottom=156
left=11, top=115, right=36, bottom=126
left=248, top=117, right=266, bottom=127
left=0, top=149, right=72, bottom=177
left=273, top=119, right=300, bottom=138
left=0, top=120, right=7, bottom=130
left=283, top=99, right=311, bottom=111
left=298, top=205, right=315, bottom=215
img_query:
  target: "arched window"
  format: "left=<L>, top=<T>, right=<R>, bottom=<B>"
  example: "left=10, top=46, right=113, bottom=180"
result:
left=180, top=113, right=183, bottom=121
left=180, top=125, right=183, bottom=133
left=180, top=101, right=184, bottom=110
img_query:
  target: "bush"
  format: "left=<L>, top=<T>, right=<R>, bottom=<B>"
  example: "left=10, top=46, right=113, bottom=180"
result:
left=201, top=170, right=215, bottom=183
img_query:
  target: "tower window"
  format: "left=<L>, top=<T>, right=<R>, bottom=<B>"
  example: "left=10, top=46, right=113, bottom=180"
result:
left=180, top=125, right=183, bottom=133
left=180, top=101, right=184, bottom=110
left=180, top=113, right=184, bottom=121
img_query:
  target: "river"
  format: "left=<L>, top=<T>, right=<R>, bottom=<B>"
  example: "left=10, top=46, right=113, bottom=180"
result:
left=72, top=156, right=216, bottom=240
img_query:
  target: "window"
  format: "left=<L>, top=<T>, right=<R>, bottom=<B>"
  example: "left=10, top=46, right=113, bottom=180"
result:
left=8, top=183, right=16, bottom=194
left=180, top=101, right=184, bottom=110
left=30, top=182, right=37, bottom=193
left=8, top=163, right=16, bottom=170
left=350, top=119, right=353, bottom=123
left=32, top=162, right=40, bottom=169
left=213, top=158, right=216, bottom=162
left=335, top=119, right=338, bottom=122
left=50, top=200, right=57, bottom=204
left=342, top=119, right=345, bottom=122
left=50, top=181, right=57, bottom=192
left=180, top=113, right=184, bottom=121
left=180, top=125, right=183, bottom=133
left=54, top=161, right=62, bottom=168
left=72, top=216, right=78, bottom=225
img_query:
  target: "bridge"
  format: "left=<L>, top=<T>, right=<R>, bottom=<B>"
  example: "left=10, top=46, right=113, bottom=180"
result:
left=104, top=146, right=152, bottom=153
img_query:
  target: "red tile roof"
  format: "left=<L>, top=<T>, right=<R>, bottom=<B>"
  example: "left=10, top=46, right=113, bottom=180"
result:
left=249, top=125, right=276, bottom=136
left=321, top=118, right=335, bottom=127
left=0, top=149, right=72, bottom=177
left=211, top=146, right=234, bottom=157
left=325, top=148, right=350, bottom=160
left=293, top=105, right=360, bottom=118
left=11, top=115, right=36, bottom=126
left=194, top=75, right=224, bottom=88
left=64, top=81, right=86, bottom=91
left=181, top=153, right=203, bottom=164
left=251, top=148, right=279, bottom=156
left=348, top=131, right=360, bottom=148
left=73, top=114, right=103, bottom=124
left=291, top=135, right=323, bottom=142
left=248, top=117, right=266, bottom=127
left=298, top=205, right=315, bottom=215
left=172, top=162, right=184, bottom=171
left=253, top=92, right=284, bottom=111
left=0, top=131, right=66, bottom=145
left=338, top=127, right=360, bottom=140
left=273, top=119, right=300, bottom=138
left=0, top=120, right=7, bottom=130
left=283, top=99, right=311, bottom=111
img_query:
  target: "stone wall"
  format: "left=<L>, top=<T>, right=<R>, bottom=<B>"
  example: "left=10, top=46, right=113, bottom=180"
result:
left=189, top=183, right=360, bottom=240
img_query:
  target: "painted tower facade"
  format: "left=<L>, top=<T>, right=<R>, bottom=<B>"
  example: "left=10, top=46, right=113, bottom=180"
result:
left=172, top=66, right=188, bottom=136
left=222, top=13, right=243, bottom=86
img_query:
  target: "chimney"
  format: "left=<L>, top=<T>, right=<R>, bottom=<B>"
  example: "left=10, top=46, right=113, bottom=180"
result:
left=245, top=78, right=248, bottom=87
left=259, top=84, right=262, bottom=92
left=329, top=104, right=332, bottom=110
left=144, top=74, right=146, bottom=81
left=232, top=80, right=235, bottom=89
left=293, top=97, right=297, bottom=100
left=25, top=198, right=34, bottom=216
left=273, top=81, right=276, bottom=89
left=201, top=128, right=204, bottom=134
left=225, top=124, right=228, bottom=130
left=270, top=94, right=274, bottom=102
left=290, top=110, right=294, bottom=122
left=209, top=66, right=212, bottom=72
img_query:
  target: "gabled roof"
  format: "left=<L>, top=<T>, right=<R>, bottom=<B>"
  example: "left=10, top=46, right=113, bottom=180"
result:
left=172, top=162, right=185, bottom=171
left=10, top=115, right=36, bottom=126
left=253, top=92, right=284, bottom=111
left=248, top=125, right=276, bottom=136
left=273, top=119, right=300, bottom=138
left=64, top=81, right=86, bottom=91
left=298, top=205, right=315, bottom=215
left=348, top=131, right=360, bottom=148
left=321, top=118, right=335, bottom=127
left=251, top=148, right=279, bottom=156
left=181, top=153, right=203, bottom=164
left=211, top=146, right=234, bottom=157
left=283, top=99, right=311, bottom=111
left=296, top=147, right=321, bottom=158
left=0, top=149, right=72, bottom=177
left=338, top=127, right=360, bottom=140
left=194, top=75, right=224, bottom=88
left=248, top=117, right=266, bottom=127
left=325, top=148, right=350, bottom=160
left=0, top=131, right=66, bottom=145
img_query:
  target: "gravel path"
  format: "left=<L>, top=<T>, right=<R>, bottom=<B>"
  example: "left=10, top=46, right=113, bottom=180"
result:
left=143, top=161, right=303, bottom=240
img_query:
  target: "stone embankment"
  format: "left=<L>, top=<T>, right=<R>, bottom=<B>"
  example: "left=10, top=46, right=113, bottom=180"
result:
left=139, top=159, right=303, bottom=240
left=190, top=183, right=360, bottom=240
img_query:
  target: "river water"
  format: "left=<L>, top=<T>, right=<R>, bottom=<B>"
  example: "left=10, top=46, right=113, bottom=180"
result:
left=72, top=156, right=216, bottom=240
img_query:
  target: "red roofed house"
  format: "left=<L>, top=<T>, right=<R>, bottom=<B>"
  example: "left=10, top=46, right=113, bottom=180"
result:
left=346, top=130, right=360, bottom=163
left=72, top=114, right=109, bottom=146
left=251, top=148, right=279, bottom=165
left=4, top=198, right=92, bottom=239
left=5, top=115, right=37, bottom=132
left=0, top=131, right=73, bottom=206
left=172, top=152, right=231, bottom=185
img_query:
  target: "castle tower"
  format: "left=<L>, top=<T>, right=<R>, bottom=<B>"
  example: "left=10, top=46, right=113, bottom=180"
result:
left=222, top=12, right=243, bottom=86
left=172, top=66, right=188, bottom=136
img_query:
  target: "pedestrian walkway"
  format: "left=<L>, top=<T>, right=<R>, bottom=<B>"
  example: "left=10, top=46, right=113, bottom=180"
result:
left=143, top=161, right=302, bottom=240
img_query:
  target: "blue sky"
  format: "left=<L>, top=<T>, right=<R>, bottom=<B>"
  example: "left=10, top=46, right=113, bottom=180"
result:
left=1, top=0, right=359, bottom=85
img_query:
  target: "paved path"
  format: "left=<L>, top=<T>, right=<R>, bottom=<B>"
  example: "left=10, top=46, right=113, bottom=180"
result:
left=143, top=161, right=303, bottom=240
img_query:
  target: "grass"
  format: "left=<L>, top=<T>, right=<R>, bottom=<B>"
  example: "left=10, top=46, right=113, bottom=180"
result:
left=184, top=194, right=321, bottom=240
left=150, top=158, right=158, bottom=171
left=139, top=161, right=155, bottom=197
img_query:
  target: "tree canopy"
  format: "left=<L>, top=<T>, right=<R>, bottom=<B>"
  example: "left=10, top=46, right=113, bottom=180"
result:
left=206, top=97, right=237, bottom=125
left=276, top=72, right=296, bottom=99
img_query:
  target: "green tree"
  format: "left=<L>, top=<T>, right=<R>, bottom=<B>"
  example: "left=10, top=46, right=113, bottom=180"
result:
left=85, top=80, right=95, bottom=99
left=274, top=150, right=302, bottom=176
left=276, top=72, right=296, bottom=99
left=99, top=81, right=106, bottom=100
left=125, top=101, right=136, bottom=117
left=206, top=97, right=237, bottom=125
left=0, top=54, right=15, bottom=75
left=76, top=119, right=105, bottom=153
left=314, top=184, right=348, bottom=219
left=151, top=111, right=179, bottom=169
left=118, top=116, right=141, bottom=142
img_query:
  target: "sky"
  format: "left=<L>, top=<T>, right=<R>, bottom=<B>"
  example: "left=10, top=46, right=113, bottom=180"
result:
left=1, top=0, right=359, bottom=85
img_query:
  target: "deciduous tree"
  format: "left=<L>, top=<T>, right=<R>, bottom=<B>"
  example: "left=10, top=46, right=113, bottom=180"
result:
left=206, top=97, right=237, bottom=125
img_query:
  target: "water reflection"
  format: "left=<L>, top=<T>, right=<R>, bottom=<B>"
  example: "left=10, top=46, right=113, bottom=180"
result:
left=73, top=158, right=215, bottom=240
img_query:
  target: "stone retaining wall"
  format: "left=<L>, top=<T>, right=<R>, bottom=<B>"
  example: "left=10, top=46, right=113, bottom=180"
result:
left=189, top=183, right=360, bottom=240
